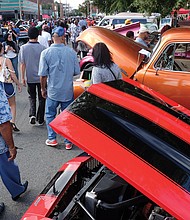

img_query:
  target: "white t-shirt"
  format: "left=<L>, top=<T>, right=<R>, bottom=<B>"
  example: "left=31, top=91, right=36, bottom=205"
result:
left=5, top=50, right=17, bottom=59
left=38, top=35, right=49, bottom=48
left=41, top=31, right=51, bottom=46
left=92, top=63, right=122, bottom=84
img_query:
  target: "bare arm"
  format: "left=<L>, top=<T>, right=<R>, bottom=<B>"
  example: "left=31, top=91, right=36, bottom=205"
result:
left=12, top=31, right=18, bottom=38
left=0, top=121, right=17, bottom=161
left=6, top=58, right=22, bottom=92
left=20, top=62, right=26, bottom=87
left=40, top=76, right=47, bottom=98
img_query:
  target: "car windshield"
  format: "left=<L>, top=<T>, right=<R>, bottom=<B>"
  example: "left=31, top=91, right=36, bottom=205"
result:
left=131, top=18, right=147, bottom=24
left=112, top=19, right=126, bottom=25
left=112, top=18, right=149, bottom=25
left=161, top=18, right=172, bottom=25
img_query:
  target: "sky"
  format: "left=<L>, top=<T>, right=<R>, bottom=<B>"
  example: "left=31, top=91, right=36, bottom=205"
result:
left=61, top=0, right=84, bottom=9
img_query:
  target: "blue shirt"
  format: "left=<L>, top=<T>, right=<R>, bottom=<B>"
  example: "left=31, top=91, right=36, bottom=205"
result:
left=79, top=19, right=88, bottom=29
left=135, top=37, right=148, bottom=48
left=38, top=44, right=80, bottom=102
left=0, top=82, right=12, bottom=154
left=13, top=27, right=20, bottom=40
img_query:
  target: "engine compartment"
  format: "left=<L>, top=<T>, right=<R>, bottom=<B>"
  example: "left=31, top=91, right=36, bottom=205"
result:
left=49, top=160, right=175, bottom=220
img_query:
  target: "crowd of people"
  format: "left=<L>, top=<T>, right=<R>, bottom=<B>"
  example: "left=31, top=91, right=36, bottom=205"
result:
left=0, top=16, right=116, bottom=215
left=0, top=18, right=90, bottom=130
left=0, top=14, right=173, bottom=215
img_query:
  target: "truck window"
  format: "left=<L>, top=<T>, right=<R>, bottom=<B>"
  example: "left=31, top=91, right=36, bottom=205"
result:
left=131, top=18, right=147, bottom=24
left=112, top=19, right=126, bottom=25
left=155, top=43, right=190, bottom=72
left=155, top=44, right=175, bottom=70
left=174, top=43, right=190, bottom=72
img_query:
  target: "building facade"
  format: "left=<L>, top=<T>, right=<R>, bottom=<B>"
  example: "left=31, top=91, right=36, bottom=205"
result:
left=0, top=0, right=38, bottom=21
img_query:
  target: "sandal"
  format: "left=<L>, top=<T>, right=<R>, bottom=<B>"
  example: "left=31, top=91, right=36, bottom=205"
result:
left=11, top=122, right=20, bottom=132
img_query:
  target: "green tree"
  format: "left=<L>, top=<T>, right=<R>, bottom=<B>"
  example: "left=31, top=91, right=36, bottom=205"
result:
left=92, top=0, right=135, bottom=14
left=91, top=0, right=178, bottom=17
left=131, top=0, right=178, bottom=17
left=42, top=4, right=52, bottom=10
left=78, top=3, right=86, bottom=15
left=93, top=0, right=114, bottom=14
left=110, top=0, right=135, bottom=13
left=78, top=0, right=91, bottom=17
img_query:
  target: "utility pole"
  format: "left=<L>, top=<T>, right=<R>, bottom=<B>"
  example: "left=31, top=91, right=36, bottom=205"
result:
left=65, top=0, right=67, bottom=17
left=59, top=0, right=63, bottom=18
left=19, top=0, right=22, bottom=19
left=37, top=0, right=41, bottom=20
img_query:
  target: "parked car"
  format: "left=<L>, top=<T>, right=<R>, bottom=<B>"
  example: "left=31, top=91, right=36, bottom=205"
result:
left=18, top=25, right=29, bottom=46
left=76, top=26, right=190, bottom=110
left=159, top=17, right=173, bottom=30
left=0, top=22, right=29, bottom=46
left=97, top=12, right=158, bottom=31
left=14, top=19, right=29, bottom=46
left=0, top=27, right=8, bottom=42
left=22, top=78, right=190, bottom=219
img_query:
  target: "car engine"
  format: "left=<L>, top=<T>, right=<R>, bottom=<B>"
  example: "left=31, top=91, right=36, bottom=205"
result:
left=48, top=157, right=176, bottom=220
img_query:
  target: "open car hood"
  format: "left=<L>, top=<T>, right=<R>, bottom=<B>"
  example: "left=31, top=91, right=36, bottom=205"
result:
left=51, top=79, right=190, bottom=219
left=77, top=26, right=145, bottom=77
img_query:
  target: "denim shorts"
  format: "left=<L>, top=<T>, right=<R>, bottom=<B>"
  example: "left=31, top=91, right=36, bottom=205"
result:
left=4, top=83, right=15, bottom=99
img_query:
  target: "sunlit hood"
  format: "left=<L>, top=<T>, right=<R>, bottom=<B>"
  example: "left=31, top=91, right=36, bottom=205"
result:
left=51, top=79, right=190, bottom=219
left=77, top=26, right=146, bottom=77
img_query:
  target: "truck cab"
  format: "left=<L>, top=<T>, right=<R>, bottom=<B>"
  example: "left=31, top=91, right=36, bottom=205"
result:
left=77, top=26, right=190, bottom=109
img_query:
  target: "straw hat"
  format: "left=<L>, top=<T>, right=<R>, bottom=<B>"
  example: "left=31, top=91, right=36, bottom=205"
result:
left=125, top=19, right=132, bottom=25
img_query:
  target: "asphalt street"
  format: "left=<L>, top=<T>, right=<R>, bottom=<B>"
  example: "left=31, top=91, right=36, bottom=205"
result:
left=0, top=86, right=82, bottom=219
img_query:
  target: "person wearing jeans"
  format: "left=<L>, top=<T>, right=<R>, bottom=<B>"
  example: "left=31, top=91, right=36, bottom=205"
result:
left=0, top=81, right=28, bottom=202
left=45, top=97, right=73, bottom=144
left=38, top=26, right=80, bottom=149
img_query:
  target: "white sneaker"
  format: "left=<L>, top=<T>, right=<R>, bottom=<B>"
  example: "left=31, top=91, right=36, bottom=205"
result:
left=30, top=116, right=36, bottom=124
left=65, top=143, right=73, bottom=150
left=38, top=121, right=45, bottom=126
left=45, top=139, right=58, bottom=147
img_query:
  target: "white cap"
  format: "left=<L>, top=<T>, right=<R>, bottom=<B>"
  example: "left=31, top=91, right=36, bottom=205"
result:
left=138, top=26, right=149, bottom=34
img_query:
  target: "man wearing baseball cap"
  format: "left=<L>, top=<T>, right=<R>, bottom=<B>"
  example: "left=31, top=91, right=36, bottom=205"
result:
left=135, top=26, right=149, bottom=48
left=38, top=26, right=80, bottom=149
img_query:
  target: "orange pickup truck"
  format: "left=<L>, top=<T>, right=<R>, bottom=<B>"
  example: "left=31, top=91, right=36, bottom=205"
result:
left=75, top=26, right=190, bottom=110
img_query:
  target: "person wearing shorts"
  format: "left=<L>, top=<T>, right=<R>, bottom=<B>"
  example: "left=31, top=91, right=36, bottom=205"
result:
left=3, top=83, right=19, bottom=131
left=0, top=42, right=21, bottom=132
left=4, top=83, right=15, bottom=98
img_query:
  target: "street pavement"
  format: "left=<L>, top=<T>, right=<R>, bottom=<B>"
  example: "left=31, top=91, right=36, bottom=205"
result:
left=0, top=86, right=82, bottom=219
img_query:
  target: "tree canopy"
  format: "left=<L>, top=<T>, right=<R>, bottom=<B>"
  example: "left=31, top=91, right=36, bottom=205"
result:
left=78, top=0, right=187, bottom=17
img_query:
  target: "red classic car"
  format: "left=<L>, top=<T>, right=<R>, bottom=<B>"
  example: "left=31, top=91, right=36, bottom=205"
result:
left=75, top=26, right=190, bottom=110
left=22, top=78, right=190, bottom=220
